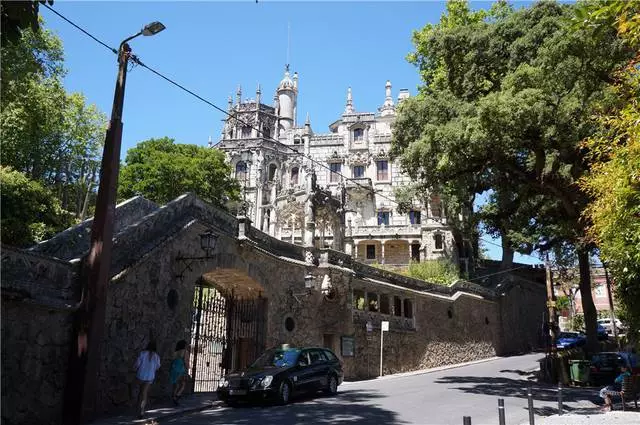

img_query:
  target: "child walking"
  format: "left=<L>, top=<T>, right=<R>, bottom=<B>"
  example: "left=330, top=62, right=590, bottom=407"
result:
left=170, top=340, right=189, bottom=405
left=134, top=341, right=161, bottom=418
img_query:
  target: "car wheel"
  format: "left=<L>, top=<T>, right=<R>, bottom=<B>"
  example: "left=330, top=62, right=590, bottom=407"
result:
left=278, top=381, right=291, bottom=405
left=324, top=375, right=338, bottom=396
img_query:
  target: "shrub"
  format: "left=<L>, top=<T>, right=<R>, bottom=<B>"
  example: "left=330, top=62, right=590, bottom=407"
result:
left=403, top=259, right=459, bottom=285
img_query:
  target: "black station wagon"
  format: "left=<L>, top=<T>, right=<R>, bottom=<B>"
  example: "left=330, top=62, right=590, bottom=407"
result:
left=216, top=346, right=344, bottom=405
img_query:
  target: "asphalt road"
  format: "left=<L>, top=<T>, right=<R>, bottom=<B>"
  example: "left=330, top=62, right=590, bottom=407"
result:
left=164, top=353, right=604, bottom=425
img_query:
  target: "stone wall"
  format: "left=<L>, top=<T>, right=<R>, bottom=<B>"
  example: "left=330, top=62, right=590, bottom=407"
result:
left=1, top=246, right=77, bottom=425
left=343, top=278, right=499, bottom=379
left=1, top=194, right=547, bottom=423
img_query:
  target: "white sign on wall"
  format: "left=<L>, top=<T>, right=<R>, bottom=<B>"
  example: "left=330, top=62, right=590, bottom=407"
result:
left=381, top=321, right=389, bottom=332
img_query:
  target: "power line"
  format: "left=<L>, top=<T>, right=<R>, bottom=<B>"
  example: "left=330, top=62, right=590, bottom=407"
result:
left=43, top=4, right=117, bottom=55
left=44, top=4, right=543, bottom=266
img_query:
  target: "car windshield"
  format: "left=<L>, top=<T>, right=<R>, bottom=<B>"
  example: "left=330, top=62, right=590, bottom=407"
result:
left=558, top=332, right=579, bottom=339
left=250, top=348, right=300, bottom=369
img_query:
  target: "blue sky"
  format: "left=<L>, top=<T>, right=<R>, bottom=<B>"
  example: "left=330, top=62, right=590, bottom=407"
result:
left=41, top=1, right=541, bottom=265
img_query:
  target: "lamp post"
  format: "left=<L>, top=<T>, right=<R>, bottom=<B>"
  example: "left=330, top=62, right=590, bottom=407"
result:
left=63, top=21, right=165, bottom=425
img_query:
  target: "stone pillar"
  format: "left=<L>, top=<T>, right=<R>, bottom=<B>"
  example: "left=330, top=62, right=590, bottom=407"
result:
left=408, top=243, right=412, bottom=264
left=344, top=237, right=354, bottom=257
left=269, top=208, right=277, bottom=236
left=255, top=184, right=263, bottom=227
left=237, top=215, right=252, bottom=239
left=380, top=241, right=385, bottom=264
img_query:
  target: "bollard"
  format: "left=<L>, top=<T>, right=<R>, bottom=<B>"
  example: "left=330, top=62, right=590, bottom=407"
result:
left=463, top=416, right=472, bottom=425
left=527, top=386, right=535, bottom=425
left=498, top=398, right=506, bottom=425
left=558, top=382, right=563, bottom=415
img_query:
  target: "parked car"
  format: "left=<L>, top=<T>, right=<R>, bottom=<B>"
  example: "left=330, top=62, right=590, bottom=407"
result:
left=589, top=352, right=633, bottom=385
left=597, top=324, right=609, bottom=340
left=556, top=332, right=587, bottom=349
left=217, top=346, right=344, bottom=406
left=597, top=318, right=625, bottom=335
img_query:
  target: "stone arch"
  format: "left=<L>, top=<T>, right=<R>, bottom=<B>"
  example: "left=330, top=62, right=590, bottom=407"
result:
left=177, top=252, right=271, bottom=299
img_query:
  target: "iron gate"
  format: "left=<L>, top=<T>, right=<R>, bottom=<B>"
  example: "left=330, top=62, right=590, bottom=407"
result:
left=188, top=285, right=267, bottom=392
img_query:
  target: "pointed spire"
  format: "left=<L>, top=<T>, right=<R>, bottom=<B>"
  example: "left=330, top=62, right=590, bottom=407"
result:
left=305, top=112, right=310, bottom=125
left=236, top=85, right=242, bottom=105
left=380, top=80, right=396, bottom=116
left=344, top=87, right=354, bottom=114
left=208, top=135, right=213, bottom=147
left=256, top=84, right=262, bottom=105
left=293, top=72, right=298, bottom=91
left=227, top=94, right=233, bottom=111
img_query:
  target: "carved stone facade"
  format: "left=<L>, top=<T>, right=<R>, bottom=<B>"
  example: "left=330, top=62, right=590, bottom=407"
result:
left=217, top=69, right=469, bottom=270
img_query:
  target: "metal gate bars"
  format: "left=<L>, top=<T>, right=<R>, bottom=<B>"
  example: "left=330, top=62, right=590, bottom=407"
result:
left=188, top=285, right=267, bottom=392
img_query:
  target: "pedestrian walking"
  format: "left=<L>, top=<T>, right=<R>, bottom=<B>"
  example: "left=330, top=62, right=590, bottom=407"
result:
left=134, top=341, right=161, bottom=418
left=170, top=340, right=189, bottom=405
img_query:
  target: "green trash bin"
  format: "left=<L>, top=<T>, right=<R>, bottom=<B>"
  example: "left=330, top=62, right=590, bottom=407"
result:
left=569, top=360, right=591, bottom=385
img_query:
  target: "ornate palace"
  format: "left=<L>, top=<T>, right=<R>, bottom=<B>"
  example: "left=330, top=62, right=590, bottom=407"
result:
left=214, top=65, right=465, bottom=269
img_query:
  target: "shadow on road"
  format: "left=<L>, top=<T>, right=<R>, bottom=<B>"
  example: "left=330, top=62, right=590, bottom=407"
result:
left=164, top=389, right=407, bottom=425
left=434, top=375, right=601, bottom=405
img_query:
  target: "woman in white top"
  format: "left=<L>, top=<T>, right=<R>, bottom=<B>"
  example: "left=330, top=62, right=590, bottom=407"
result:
left=134, top=341, right=161, bottom=418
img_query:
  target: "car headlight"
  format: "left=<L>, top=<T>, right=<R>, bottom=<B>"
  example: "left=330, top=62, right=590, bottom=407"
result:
left=218, top=379, right=229, bottom=388
left=261, top=375, right=273, bottom=388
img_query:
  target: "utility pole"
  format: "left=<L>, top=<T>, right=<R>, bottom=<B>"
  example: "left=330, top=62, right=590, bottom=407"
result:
left=62, top=22, right=165, bottom=424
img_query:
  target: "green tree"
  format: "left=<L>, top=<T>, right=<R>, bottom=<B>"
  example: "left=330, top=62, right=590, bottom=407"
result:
left=392, top=0, right=634, bottom=350
left=577, top=0, right=640, bottom=336
left=118, top=137, right=240, bottom=207
left=1, top=22, right=106, bottom=222
left=1, top=166, right=73, bottom=246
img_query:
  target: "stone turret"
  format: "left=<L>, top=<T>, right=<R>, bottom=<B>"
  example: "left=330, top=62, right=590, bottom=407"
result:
left=379, top=80, right=395, bottom=117
left=276, top=64, right=297, bottom=132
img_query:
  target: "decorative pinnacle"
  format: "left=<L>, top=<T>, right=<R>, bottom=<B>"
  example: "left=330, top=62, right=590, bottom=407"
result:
left=345, top=86, right=354, bottom=114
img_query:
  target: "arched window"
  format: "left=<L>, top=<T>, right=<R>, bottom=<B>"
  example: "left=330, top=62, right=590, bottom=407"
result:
left=434, top=233, right=443, bottom=250
left=235, top=161, right=247, bottom=181
left=354, top=128, right=364, bottom=142
left=293, top=137, right=301, bottom=145
left=263, top=127, right=271, bottom=139
left=403, top=299, right=413, bottom=318
left=268, top=164, right=277, bottom=181
left=291, top=167, right=299, bottom=185
left=241, top=126, right=252, bottom=138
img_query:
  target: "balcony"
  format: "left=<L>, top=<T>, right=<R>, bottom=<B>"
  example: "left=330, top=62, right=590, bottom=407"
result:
left=348, top=224, right=422, bottom=238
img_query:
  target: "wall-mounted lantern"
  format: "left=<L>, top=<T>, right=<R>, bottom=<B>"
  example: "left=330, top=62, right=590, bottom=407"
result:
left=200, top=230, right=218, bottom=258
left=174, top=229, right=220, bottom=281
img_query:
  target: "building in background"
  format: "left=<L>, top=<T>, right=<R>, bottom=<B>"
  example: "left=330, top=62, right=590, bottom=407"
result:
left=215, top=66, right=472, bottom=270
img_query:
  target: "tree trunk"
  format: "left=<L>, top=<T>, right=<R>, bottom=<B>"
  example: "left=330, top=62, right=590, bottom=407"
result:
left=500, top=231, right=514, bottom=270
left=578, top=248, right=598, bottom=353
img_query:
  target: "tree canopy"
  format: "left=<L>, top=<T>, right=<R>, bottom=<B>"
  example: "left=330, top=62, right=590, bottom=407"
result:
left=578, top=0, right=640, bottom=334
left=392, top=0, right=636, bottom=350
left=1, top=166, right=74, bottom=246
left=1, top=21, right=106, bottom=229
left=118, top=137, right=241, bottom=207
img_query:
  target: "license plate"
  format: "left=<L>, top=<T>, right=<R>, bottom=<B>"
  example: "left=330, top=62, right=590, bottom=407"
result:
left=229, top=389, right=247, bottom=396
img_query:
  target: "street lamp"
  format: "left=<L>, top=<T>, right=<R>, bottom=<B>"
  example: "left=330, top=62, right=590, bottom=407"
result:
left=63, top=21, right=165, bottom=425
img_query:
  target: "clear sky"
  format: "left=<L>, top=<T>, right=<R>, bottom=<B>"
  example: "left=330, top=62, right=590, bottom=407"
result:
left=41, top=0, right=541, bottom=265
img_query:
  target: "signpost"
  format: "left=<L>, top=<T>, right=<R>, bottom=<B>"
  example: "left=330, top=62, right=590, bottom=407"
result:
left=380, top=321, right=389, bottom=377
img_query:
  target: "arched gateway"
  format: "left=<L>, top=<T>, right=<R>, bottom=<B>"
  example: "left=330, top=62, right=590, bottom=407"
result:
left=189, top=270, right=267, bottom=391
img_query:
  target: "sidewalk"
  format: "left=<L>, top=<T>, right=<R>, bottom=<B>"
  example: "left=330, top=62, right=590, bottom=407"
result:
left=90, top=392, right=219, bottom=425
left=522, top=410, right=640, bottom=425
